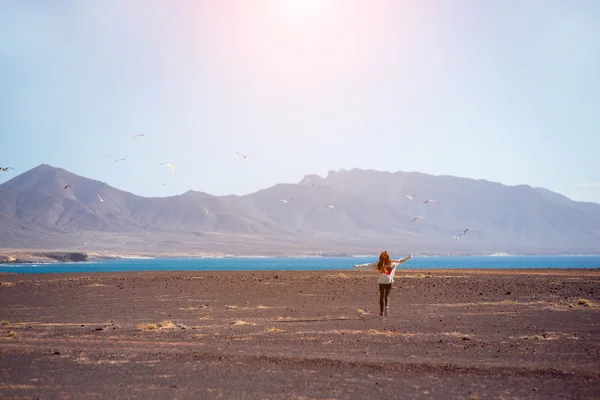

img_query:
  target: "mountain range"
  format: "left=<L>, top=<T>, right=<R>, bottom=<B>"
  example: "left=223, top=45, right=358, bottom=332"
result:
left=1, top=164, right=599, bottom=255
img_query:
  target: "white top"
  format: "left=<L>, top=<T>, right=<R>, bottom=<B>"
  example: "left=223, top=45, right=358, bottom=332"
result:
left=354, top=254, right=413, bottom=284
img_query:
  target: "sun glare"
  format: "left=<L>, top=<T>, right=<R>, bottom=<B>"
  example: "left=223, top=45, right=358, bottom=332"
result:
left=276, top=0, right=324, bottom=19
left=286, top=0, right=320, bottom=13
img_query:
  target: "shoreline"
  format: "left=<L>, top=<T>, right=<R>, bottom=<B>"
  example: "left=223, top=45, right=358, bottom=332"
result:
left=1, top=250, right=600, bottom=265
left=1, top=269, right=599, bottom=279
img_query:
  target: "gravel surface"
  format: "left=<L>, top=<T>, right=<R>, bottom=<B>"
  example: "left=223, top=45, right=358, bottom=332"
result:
left=1, top=269, right=599, bottom=399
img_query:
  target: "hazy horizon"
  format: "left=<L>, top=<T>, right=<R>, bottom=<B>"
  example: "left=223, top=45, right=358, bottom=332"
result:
left=2, top=1, right=599, bottom=202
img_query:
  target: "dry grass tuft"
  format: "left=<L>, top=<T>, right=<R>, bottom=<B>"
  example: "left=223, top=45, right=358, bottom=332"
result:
left=511, top=332, right=562, bottom=341
left=137, top=323, right=158, bottom=331
left=577, top=298, right=593, bottom=307
left=157, top=320, right=175, bottom=329
left=137, top=320, right=177, bottom=331
left=276, top=316, right=295, bottom=321
left=403, top=274, right=428, bottom=279
left=1, top=320, right=10, bottom=327
left=384, top=330, right=404, bottom=336
left=86, top=283, right=106, bottom=287
left=326, top=273, right=351, bottom=279
left=231, top=320, right=254, bottom=326
left=225, top=305, right=239, bottom=310
left=255, top=305, right=271, bottom=309
left=231, top=336, right=253, bottom=341
left=330, top=329, right=417, bottom=337
left=365, top=329, right=404, bottom=337
left=267, top=327, right=286, bottom=333
left=356, top=309, right=370, bottom=315
left=6, top=330, right=17, bottom=338
left=443, top=332, right=471, bottom=338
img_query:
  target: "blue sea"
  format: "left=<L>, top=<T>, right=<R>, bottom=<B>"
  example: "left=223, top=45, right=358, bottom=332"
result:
left=0, top=255, right=599, bottom=274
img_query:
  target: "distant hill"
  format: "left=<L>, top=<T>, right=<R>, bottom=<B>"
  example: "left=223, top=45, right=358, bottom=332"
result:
left=1, top=164, right=599, bottom=255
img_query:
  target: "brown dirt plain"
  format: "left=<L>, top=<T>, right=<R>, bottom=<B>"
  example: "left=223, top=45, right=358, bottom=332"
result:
left=1, top=269, right=599, bottom=399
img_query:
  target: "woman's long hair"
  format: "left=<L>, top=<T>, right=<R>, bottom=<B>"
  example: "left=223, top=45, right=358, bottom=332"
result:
left=377, top=250, right=391, bottom=273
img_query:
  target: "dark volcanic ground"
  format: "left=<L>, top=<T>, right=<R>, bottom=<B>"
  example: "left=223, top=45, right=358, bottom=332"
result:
left=1, top=269, right=599, bottom=399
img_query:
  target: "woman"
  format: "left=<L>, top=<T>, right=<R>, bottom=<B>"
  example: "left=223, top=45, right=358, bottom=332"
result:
left=354, top=251, right=413, bottom=317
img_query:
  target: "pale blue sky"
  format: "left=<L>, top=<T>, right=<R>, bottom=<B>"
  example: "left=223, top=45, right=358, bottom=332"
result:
left=1, top=0, right=599, bottom=202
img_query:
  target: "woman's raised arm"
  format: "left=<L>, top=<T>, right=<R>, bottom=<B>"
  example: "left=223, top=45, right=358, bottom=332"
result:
left=353, top=262, right=378, bottom=270
left=392, top=254, right=413, bottom=264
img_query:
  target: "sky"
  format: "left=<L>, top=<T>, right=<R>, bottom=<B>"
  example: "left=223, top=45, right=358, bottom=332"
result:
left=1, top=0, right=599, bottom=203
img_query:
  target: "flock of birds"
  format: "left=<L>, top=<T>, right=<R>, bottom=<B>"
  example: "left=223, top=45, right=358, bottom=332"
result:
left=82, top=135, right=176, bottom=202
left=276, top=179, right=337, bottom=211
left=272, top=180, right=469, bottom=240
left=405, top=194, right=470, bottom=241
left=2, top=135, right=469, bottom=241
left=452, top=228, right=470, bottom=240
left=2, top=133, right=180, bottom=194
left=1, top=134, right=312, bottom=216
left=408, top=196, right=439, bottom=222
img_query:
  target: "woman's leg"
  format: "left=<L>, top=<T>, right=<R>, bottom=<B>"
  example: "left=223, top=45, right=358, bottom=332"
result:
left=379, top=284, right=385, bottom=314
left=384, top=284, right=392, bottom=308
left=384, top=285, right=392, bottom=316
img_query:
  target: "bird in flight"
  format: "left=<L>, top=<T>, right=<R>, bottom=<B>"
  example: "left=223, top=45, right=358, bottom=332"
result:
left=279, top=199, right=294, bottom=203
left=203, top=207, right=209, bottom=214
left=301, top=179, right=315, bottom=187
left=461, top=228, right=470, bottom=236
left=236, top=152, right=254, bottom=159
left=451, top=235, right=460, bottom=240
left=97, top=194, right=104, bottom=202
left=325, top=205, right=336, bottom=210
left=159, top=182, right=174, bottom=187
left=405, top=193, right=416, bottom=200
left=412, top=216, right=424, bottom=222
left=160, top=162, right=176, bottom=173
left=423, top=200, right=439, bottom=204
left=64, top=185, right=74, bottom=190
left=106, top=154, right=126, bottom=163
left=130, top=133, right=146, bottom=139
left=0, top=167, right=14, bottom=172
